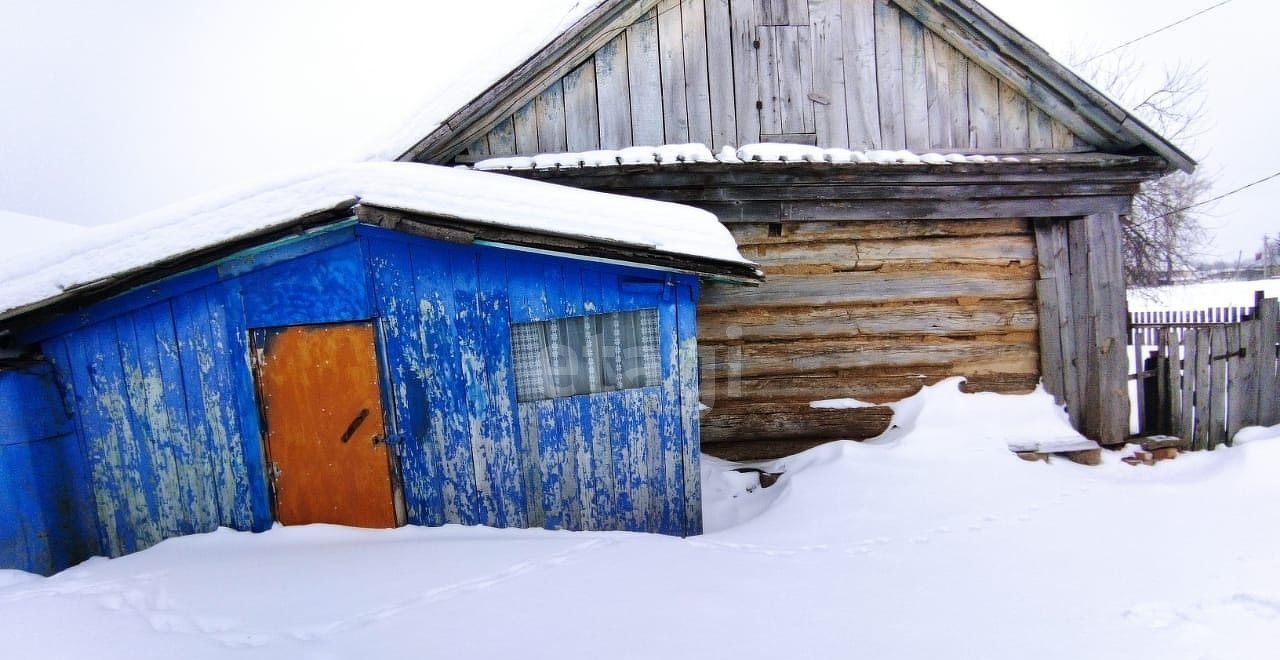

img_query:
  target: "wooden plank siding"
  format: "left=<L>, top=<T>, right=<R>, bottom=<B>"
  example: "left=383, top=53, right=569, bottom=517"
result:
left=463, top=0, right=1082, bottom=160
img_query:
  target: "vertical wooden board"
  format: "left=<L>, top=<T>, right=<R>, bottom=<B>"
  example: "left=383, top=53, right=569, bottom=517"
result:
left=704, top=0, right=738, bottom=148
left=923, top=32, right=953, bottom=149
left=1258, top=299, right=1279, bottom=426
left=1029, top=108, right=1053, bottom=149
left=873, top=0, right=905, bottom=149
left=535, top=80, right=568, bottom=153
left=117, top=311, right=188, bottom=538
left=40, top=338, right=103, bottom=562
left=808, top=0, right=849, bottom=147
left=755, top=0, right=786, bottom=24
left=655, top=298, right=685, bottom=535
left=1193, top=327, right=1212, bottom=450
left=1161, top=328, right=1179, bottom=437
left=533, top=399, right=568, bottom=529
left=1066, top=219, right=1098, bottom=439
left=513, top=100, right=539, bottom=155
left=1092, top=212, right=1131, bottom=445
left=1209, top=325, right=1228, bottom=449
left=899, top=13, right=929, bottom=151
left=945, top=45, right=970, bottom=149
left=605, top=389, right=638, bottom=530
left=755, top=26, right=783, bottom=135
left=476, top=251, right=529, bottom=528
left=217, top=283, right=272, bottom=531
left=1231, top=321, right=1260, bottom=435
left=1036, top=220, right=1078, bottom=426
left=967, top=63, right=1000, bottom=150
left=1051, top=118, right=1075, bottom=150
left=729, top=0, right=762, bottom=144
left=563, top=60, right=601, bottom=152
left=464, top=137, right=489, bottom=158
left=411, top=245, right=480, bottom=525
left=1035, top=277, right=1066, bottom=404
left=676, top=282, right=702, bottom=535
left=60, top=329, right=124, bottom=556
left=998, top=81, right=1029, bottom=149
left=657, top=0, right=691, bottom=143
left=367, top=238, right=445, bottom=526
left=516, top=406, right=546, bottom=527
left=1179, top=328, right=1197, bottom=442
left=623, top=387, right=656, bottom=532
left=202, top=285, right=258, bottom=530
left=595, top=33, right=633, bottom=149
left=627, top=9, right=666, bottom=145
left=138, top=304, right=210, bottom=534
left=776, top=26, right=815, bottom=134
left=487, top=117, right=517, bottom=156
left=577, top=269, right=616, bottom=528
left=86, top=322, right=157, bottom=553
left=556, top=396, right=589, bottom=530
left=1225, top=325, right=1248, bottom=443
left=681, top=0, right=714, bottom=146
left=171, top=294, right=227, bottom=533
left=840, top=0, right=879, bottom=148
left=448, top=249, right=501, bottom=526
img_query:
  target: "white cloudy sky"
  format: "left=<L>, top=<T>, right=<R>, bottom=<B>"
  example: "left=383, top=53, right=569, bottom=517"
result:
left=0, top=0, right=1273, bottom=261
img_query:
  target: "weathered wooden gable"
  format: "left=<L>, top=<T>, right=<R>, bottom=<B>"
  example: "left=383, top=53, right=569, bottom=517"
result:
left=444, top=0, right=1082, bottom=161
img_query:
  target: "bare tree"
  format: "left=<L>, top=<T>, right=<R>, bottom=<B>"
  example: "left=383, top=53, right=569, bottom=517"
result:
left=1074, top=53, right=1213, bottom=285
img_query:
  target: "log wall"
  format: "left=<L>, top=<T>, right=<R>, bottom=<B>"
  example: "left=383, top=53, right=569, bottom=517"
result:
left=697, top=214, right=1040, bottom=456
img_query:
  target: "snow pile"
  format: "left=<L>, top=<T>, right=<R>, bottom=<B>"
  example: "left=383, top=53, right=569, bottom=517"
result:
left=2, top=383, right=1279, bottom=658
left=0, top=162, right=753, bottom=319
left=1129, top=277, right=1280, bottom=312
left=473, top=143, right=1018, bottom=171
left=809, top=397, right=876, bottom=409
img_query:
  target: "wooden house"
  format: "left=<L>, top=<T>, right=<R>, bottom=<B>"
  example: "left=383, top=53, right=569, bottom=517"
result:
left=0, top=163, right=760, bottom=574
left=396, top=0, right=1196, bottom=459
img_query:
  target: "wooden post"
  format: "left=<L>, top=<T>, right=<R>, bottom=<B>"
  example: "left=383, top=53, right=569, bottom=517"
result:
left=1226, top=322, right=1253, bottom=445
left=1180, top=328, right=1197, bottom=445
left=1258, top=296, right=1279, bottom=426
left=1208, top=325, right=1227, bottom=450
left=1193, top=327, right=1212, bottom=451
left=1166, top=326, right=1182, bottom=439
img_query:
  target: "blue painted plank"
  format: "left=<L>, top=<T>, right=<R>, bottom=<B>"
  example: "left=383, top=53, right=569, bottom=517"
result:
left=113, top=313, right=181, bottom=541
left=40, top=337, right=104, bottom=562
left=533, top=399, right=567, bottom=529
left=365, top=236, right=445, bottom=526
left=136, top=303, right=210, bottom=534
left=411, top=243, right=482, bottom=525
left=515, top=404, right=546, bottom=527
left=474, top=250, right=528, bottom=528
left=0, top=441, right=35, bottom=571
left=171, top=290, right=237, bottom=529
left=616, top=282, right=664, bottom=533
left=213, top=282, right=272, bottom=531
left=449, top=249, right=502, bottom=527
left=239, top=242, right=371, bottom=329
left=656, top=295, right=684, bottom=536
left=0, top=364, right=72, bottom=445
left=675, top=279, right=703, bottom=536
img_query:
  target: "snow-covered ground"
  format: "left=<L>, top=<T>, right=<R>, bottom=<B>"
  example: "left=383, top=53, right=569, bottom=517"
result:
left=1129, top=277, right=1280, bottom=312
left=3, top=380, right=1278, bottom=660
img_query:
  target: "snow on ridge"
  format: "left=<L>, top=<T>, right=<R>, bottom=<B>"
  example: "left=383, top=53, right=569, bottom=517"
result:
left=0, top=162, right=753, bottom=320
left=474, top=142, right=1024, bottom=171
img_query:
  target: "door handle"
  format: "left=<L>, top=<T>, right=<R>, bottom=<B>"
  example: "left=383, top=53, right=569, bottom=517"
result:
left=340, top=408, right=370, bottom=444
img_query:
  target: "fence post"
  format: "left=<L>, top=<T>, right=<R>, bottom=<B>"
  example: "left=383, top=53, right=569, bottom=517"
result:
left=1259, top=296, right=1279, bottom=426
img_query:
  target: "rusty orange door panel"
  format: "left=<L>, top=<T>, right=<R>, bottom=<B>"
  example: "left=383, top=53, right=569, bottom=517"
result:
left=257, top=322, right=397, bottom=528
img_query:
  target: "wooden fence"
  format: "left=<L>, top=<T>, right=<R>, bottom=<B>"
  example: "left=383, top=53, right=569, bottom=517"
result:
left=1129, top=292, right=1280, bottom=450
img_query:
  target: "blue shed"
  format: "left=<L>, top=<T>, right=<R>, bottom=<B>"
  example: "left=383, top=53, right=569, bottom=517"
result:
left=0, top=163, right=760, bottom=574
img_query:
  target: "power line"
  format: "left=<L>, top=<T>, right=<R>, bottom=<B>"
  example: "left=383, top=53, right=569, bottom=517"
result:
left=1152, top=168, right=1280, bottom=221
left=1080, top=0, right=1234, bottom=64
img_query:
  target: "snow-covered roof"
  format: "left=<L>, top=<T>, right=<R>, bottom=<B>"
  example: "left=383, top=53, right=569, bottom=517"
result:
left=0, top=162, right=756, bottom=321
left=473, top=144, right=1042, bottom=172
left=0, top=210, right=82, bottom=260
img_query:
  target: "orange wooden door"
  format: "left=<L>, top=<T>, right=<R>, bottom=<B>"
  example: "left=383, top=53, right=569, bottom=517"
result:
left=257, top=322, right=397, bottom=528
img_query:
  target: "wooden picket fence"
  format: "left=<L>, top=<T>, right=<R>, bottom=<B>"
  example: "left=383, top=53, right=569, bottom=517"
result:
left=1129, top=292, right=1280, bottom=450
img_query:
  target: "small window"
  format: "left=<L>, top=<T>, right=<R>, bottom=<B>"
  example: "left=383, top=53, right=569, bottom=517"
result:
left=511, top=309, right=662, bottom=402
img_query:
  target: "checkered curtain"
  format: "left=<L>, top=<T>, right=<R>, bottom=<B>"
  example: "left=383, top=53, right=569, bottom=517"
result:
left=511, top=309, right=661, bottom=402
